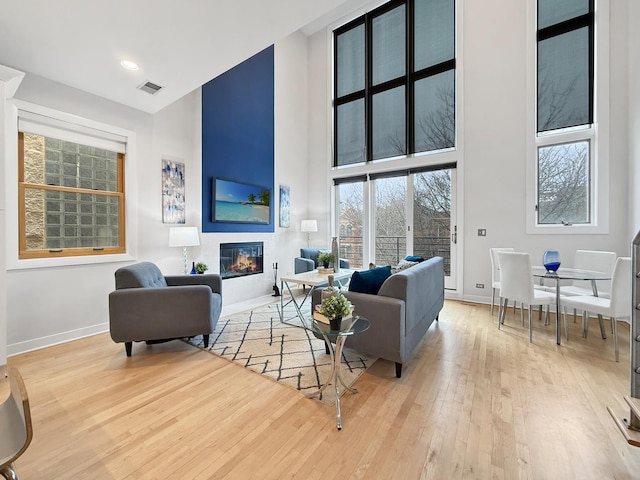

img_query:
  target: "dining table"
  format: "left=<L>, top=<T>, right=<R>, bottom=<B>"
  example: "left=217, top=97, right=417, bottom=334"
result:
left=531, top=266, right=611, bottom=345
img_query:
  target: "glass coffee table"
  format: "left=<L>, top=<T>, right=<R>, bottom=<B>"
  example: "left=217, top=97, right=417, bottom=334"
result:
left=301, top=315, right=370, bottom=430
left=278, top=269, right=354, bottom=325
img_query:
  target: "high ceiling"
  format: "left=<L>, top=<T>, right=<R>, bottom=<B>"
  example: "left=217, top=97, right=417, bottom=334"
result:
left=0, top=0, right=368, bottom=114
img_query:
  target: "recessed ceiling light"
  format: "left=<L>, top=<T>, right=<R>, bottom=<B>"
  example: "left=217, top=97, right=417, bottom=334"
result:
left=120, top=60, right=139, bottom=71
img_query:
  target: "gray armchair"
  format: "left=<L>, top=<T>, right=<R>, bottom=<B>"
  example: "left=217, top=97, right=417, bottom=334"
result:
left=294, top=248, right=350, bottom=274
left=108, top=261, right=222, bottom=356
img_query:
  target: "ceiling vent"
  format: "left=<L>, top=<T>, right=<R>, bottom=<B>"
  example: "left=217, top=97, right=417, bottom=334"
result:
left=137, top=81, right=164, bottom=95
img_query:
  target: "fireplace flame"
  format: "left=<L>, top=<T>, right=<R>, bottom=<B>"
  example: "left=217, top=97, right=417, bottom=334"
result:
left=230, top=253, right=257, bottom=273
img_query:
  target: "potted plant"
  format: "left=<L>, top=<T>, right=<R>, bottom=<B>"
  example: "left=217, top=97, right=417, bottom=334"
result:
left=195, top=262, right=208, bottom=274
left=319, top=294, right=352, bottom=330
left=317, top=251, right=334, bottom=269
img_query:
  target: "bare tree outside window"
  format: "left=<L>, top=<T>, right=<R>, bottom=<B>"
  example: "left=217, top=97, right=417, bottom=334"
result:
left=537, top=141, right=589, bottom=224
left=534, top=0, right=593, bottom=227
left=414, top=170, right=451, bottom=274
left=415, top=80, right=455, bottom=152
left=337, top=182, right=364, bottom=268
left=375, top=177, right=406, bottom=265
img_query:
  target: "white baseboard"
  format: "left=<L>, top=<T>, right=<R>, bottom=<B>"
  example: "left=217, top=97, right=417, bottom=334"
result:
left=8, top=322, right=109, bottom=357
left=461, top=294, right=491, bottom=305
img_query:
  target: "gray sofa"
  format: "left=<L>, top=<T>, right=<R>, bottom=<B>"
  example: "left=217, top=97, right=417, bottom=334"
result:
left=108, top=262, right=222, bottom=356
left=313, top=256, right=444, bottom=378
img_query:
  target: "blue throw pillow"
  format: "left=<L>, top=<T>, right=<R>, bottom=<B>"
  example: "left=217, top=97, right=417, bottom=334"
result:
left=405, top=255, right=424, bottom=263
left=349, top=266, right=392, bottom=295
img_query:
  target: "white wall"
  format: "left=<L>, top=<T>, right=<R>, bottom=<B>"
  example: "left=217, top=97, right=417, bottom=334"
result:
left=273, top=31, right=313, bottom=276
left=3, top=31, right=313, bottom=355
left=1, top=66, right=25, bottom=364
left=306, top=0, right=633, bottom=303
left=628, top=0, right=640, bottom=237
left=0, top=79, right=7, bottom=366
left=4, top=74, right=153, bottom=355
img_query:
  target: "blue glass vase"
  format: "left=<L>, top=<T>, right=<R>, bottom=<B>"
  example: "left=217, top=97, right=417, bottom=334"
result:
left=543, top=250, right=561, bottom=272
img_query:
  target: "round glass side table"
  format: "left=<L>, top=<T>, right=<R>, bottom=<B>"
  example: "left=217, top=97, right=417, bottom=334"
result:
left=302, top=316, right=370, bottom=430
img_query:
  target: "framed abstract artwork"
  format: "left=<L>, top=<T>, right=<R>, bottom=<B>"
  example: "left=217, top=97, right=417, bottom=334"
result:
left=279, top=185, right=290, bottom=228
left=162, top=159, right=186, bottom=224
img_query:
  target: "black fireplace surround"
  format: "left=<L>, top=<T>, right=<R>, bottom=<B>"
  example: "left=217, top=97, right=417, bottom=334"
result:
left=220, top=242, right=264, bottom=279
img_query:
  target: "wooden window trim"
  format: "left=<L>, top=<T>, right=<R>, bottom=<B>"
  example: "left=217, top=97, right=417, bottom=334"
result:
left=18, top=132, right=126, bottom=259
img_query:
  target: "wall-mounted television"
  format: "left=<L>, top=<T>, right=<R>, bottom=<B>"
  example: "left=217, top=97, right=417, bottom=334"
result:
left=212, top=177, right=271, bottom=224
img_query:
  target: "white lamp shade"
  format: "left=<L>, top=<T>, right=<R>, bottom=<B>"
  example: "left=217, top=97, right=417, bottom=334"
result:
left=168, top=226, right=200, bottom=247
left=301, top=219, right=318, bottom=233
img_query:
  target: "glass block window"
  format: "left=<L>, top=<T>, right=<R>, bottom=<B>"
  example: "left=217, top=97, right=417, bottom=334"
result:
left=334, top=0, right=455, bottom=167
left=19, top=132, right=125, bottom=258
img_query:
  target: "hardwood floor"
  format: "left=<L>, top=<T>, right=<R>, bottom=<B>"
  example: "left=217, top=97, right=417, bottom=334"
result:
left=5, top=300, right=640, bottom=479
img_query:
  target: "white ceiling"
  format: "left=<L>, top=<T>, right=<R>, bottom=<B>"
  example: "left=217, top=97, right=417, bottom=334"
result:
left=0, top=0, right=370, bottom=114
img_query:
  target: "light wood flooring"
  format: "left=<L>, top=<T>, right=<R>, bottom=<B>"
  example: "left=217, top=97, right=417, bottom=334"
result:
left=4, top=300, right=640, bottom=479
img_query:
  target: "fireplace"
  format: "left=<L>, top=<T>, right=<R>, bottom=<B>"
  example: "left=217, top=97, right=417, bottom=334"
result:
left=220, top=242, right=264, bottom=279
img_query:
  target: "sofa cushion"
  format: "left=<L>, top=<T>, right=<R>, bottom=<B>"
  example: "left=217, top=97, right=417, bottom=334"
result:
left=391, top=259, right=418, bottom=274
left=404, top=255, right=424, bottom=263
left=349, top=265, right=392, bottom=295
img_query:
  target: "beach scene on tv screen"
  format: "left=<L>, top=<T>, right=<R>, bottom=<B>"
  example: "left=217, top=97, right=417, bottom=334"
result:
left=214, top=178, right=270, bottom=223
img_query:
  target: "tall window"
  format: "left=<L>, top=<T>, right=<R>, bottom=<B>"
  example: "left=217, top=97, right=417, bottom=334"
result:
left=18, top=114, right=126, bottom=259
left=336, top=178, right=366, bottom=269
left=535, top=0, right=594, bottom=226
left=334, top=0, right=455, bottom=167
left=374, top=175, right=407, bottom=265
left=334, top=165, right=455, bottom=277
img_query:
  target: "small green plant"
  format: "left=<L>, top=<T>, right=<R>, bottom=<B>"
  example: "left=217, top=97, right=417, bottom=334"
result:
left=319, top=294, right=352, bottom=320
left=195, top=262, right=208, bottom=274
left=317, top=251, right=334, bottom=268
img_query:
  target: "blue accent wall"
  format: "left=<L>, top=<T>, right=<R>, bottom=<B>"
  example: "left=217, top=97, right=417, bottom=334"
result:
left=202, top=45, right=274, bottom=233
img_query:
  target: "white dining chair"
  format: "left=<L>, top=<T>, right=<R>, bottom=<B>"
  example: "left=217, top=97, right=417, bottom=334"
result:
left=561, top=250, right=616, bottom=298
left=497, top=252, right=557, bottom=342
left=561, top=257, right=631, bottom=362
left=561, top=250, right=617, bottom=327
left=490, top=247, right=514, bottom=316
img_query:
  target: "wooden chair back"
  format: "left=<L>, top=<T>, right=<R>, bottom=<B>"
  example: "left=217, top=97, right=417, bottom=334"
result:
left=0, top=366, right=33, bottom=477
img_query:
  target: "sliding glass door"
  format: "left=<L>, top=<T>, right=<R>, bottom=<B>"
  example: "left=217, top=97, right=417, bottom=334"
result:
left=334, top=167, right=457, bottom=289
left=336, top=181, right=365, bottom=269
left=413, top=169, right=456, bottom=288
left=374, top=176, right=407, bottom=266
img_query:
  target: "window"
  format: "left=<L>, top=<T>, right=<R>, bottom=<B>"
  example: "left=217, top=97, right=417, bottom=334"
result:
left=537, top=140, right=590, bottom=224
left=535, top=0, right=594, bottom=226
left=334, top=164, right=456, bottom=284
left=374, top=175, right=407, bottom=265
left=336, top=177, right=366, bottom=269
left=18, top=113, right=126, bottom=259
left=334, top=0, right=455, bottom=167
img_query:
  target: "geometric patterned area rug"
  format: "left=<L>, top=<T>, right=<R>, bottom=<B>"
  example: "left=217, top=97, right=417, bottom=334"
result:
left=184, top=301, right=377, bottom=405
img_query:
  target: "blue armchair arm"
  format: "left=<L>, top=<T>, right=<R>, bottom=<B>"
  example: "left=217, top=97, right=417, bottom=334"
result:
left=295, top=257, right=315, bottom=274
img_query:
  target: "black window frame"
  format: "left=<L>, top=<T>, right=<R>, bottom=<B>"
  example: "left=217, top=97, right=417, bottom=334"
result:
left=333, top=0, right=456, bottom=167
left=536, top=0, right=594, bottom=133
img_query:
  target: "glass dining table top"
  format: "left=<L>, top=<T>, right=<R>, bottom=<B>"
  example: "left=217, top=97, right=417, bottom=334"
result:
left=531, top=266, right=611, bottom=281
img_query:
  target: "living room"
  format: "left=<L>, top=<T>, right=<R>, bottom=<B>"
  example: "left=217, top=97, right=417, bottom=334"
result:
left=2, top=0, right=640, bottom=477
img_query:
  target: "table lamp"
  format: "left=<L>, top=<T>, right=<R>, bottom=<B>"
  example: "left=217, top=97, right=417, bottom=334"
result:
left=168, top=226, right=200, bottom=274
left=301, top=219, right=318, bottom=248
